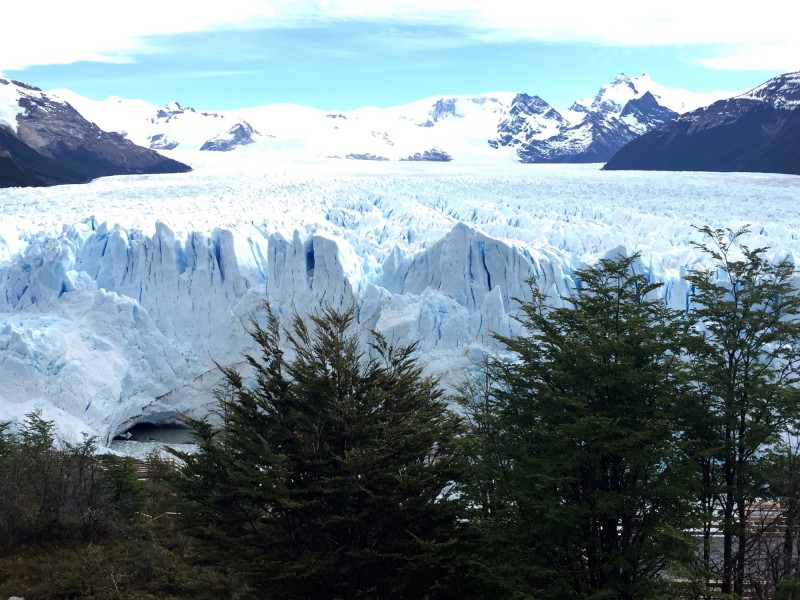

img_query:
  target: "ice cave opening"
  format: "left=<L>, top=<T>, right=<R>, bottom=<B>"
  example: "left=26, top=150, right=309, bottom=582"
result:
left=115, top=422, right=197, bottom=444
left=110, top=421, right=199, bottom=458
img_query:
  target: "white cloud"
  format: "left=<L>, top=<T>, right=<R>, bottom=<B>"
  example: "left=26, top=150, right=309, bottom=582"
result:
left=697, top=42, right=800, bottom=73
left=1, top=0, right=798, bottom=72
left=0, top=0, right=269, bottom=70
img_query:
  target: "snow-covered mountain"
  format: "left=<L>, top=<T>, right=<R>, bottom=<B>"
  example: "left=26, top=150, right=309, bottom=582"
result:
left=2, top=158, right=799, bottom=450
left=491, top=73, right=731, bottom=163
left=604, top=71, right=800, bottom=175
left=50, top=73, right=732, bottom=166
left=0, top=79, right=190, bottom=188
left=49, top=91, right=262, bottom=153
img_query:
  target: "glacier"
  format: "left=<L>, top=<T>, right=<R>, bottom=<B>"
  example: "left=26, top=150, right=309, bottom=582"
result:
left=2, top=157, right=800, bottom=448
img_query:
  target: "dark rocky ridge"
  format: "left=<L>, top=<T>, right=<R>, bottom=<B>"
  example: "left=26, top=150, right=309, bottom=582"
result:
left=200, top=122, right=258, bottom=151
left=619, top=91, right=677, bottom=127
left=345, top=153, right=390, bottom=161
left=1, top=79, right=190, bottom=188
left=1, top=125, right=83, bottom=186
left=604, top=72, right=800, bottom=175
left=401, top=148, right=453, bottom=162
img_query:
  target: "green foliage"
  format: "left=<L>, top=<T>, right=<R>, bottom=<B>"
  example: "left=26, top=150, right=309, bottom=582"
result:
left=173, top=304, right=470, bottom=599
left=0, top=411, right=123, bottom=544
left=0, top=414, right=234, bottom=599
left=0, top=528, right=238, bottom=600
left=3, top=228, right=800, bottom=599
left=101, top=455, right=147, bottom=519
left=777, top=576, right=800, bottom=600
left=685, top=226, right=800, bottom=595
left=459, top=254, right=699, bottom=599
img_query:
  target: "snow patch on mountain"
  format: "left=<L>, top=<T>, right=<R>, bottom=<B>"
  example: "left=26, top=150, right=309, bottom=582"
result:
left=49, top=91, right=257, bottom=153
left=0, top=80, right=29, bottom=129
left=48, top=89, right=160, bottom=137
left=570, top=72, right=734, bottom=116
left=739, top=71, right=800, bottom=110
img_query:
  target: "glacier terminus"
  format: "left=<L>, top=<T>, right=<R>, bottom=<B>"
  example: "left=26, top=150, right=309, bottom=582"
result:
left=2, top=157, right=800, bottom=449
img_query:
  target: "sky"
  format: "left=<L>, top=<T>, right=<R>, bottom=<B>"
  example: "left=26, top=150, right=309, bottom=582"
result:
left=1, top=1, right=797, bottom=112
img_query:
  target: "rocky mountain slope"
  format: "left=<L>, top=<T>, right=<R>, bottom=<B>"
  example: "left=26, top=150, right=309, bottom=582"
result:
left=604, top=71, right=800, bottom=175
left=0, top=79, right=191, bottom=188
left=488, top=75, right=693, bottom=162
left=52, top=73, right=729, bottom=165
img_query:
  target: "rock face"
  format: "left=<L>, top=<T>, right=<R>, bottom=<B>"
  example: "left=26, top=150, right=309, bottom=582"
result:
left=401, top=148, right=453, bottom=162
left=604, top=71, right=800, bottom=175
left=488, top=94, right=566, bottom=149
left=0, top=125, right=81, bottom=187
left=148, top=133, right=179, bottom=151
left=345, top=153, right=390, bottom=161
left=489, top=75, right=680, bottom=163
left=0, top=79, right=191, bottom=188
left=417, top=98, right=461, bottom=127
left=200, top=122, right=258, bottom=151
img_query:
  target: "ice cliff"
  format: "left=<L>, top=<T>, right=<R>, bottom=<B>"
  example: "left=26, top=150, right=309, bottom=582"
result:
left=2, top=164, right=799, bottom=446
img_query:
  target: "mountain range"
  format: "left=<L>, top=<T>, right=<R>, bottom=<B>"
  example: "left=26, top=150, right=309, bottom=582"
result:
left=1, top=73, right=730, bottom=189
left=2, top=70, right=799, bottom=448
left=604, top=71, right=800, bottom=175
left=4, top=70, right=800, bottom=188
left=55, top=72, right=723, bottom=165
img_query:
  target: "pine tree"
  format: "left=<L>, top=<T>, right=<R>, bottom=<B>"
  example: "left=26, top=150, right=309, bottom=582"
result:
left=466, top=254, right=697, bottom=599
left=172, top=305, right=468, bottom=599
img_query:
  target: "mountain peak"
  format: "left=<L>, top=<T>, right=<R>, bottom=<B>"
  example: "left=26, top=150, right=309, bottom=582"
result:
left=0, top=78, right=42, bottom=92
left=165, top=101, right=187, bottom=112
left=740, top=70, right=800, bottom=109
left=611, top=73, right=634, bottom=84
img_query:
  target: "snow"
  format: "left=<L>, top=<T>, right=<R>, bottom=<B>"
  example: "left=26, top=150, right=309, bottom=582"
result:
left=36, top=89, right=572, bottom=162
left=40, top=74, right=740, bottom=168
left=0, top=79, right=26, bottom=129
left=738, top=70, right=800, bottom=110
left=2, top=155, right=800, bottom=454
left=48, top=89, right=161, bottom=136
left=569, top=73, right=737, bottom=116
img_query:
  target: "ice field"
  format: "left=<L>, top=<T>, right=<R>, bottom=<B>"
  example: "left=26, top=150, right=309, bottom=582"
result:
left=2, top=156, right=799, bottom=449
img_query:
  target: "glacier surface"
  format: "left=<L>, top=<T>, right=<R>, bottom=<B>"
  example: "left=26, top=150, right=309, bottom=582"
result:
left=2, top=157, right=800, bottom=448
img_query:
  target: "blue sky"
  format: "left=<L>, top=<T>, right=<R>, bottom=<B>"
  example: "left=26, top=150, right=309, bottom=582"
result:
left=1, top=1, right=796, bottom=111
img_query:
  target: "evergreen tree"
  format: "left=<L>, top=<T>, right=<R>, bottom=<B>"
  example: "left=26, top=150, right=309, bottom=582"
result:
left=172, top=305, right=468, bottom=599
left=686, top=226, right=800, bottom=596
left=451, top=359, right=516, bottom=598
left=100, top=454, right=147, bottom=519
left=465, top=254, right=697, bottom=599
